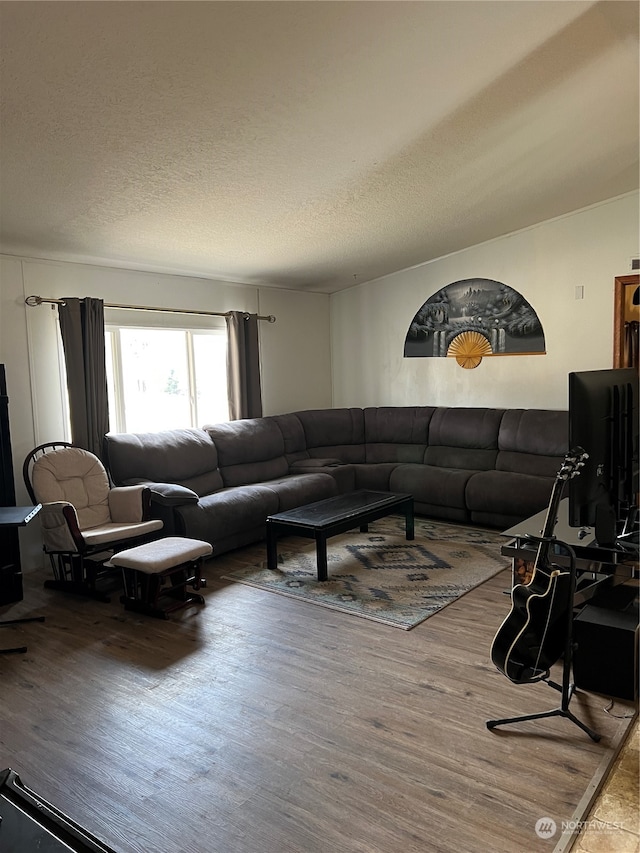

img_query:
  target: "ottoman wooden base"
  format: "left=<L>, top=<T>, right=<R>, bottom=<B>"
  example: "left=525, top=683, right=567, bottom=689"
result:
left=111, top=537, right=212, bottom=619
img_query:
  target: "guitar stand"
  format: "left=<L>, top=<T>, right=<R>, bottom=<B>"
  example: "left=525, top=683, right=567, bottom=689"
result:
left=487, top=538, right=601, bottom=742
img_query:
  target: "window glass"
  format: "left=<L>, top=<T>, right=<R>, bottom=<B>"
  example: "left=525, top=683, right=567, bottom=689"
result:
left=106, top=323, right=228, bottom=432
left=120, top=328, right=190, bottom=432
left=193, top=332, right=229, bottom=426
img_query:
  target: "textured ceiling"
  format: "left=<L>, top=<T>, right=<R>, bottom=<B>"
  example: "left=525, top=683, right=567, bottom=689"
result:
left=0, top=1, right=638, bottom=293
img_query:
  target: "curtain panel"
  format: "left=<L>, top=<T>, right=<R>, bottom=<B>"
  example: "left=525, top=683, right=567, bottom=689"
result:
left=58, top=297, right=109, bottom=459
left=226, top=311, right=263, bottom=420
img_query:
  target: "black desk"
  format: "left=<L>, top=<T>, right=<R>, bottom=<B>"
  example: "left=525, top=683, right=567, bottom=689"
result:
left=0, top=504, right=42, bottom=602
left=501, top=498, right=638, bottom=602
left=0, top=505, right=42, bottom=529
left=0, top=504, right=43, bottom=654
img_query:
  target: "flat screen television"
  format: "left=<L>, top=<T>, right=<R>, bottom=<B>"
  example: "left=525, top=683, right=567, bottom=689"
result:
left=568, top=368, right=639, bottom=548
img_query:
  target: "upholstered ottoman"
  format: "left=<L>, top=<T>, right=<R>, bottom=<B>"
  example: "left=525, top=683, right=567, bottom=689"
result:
left=111, top=537, right=212, bottom=619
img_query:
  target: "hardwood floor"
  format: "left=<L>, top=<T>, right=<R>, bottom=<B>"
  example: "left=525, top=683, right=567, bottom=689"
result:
left=1, top=535, right=637, bottom=853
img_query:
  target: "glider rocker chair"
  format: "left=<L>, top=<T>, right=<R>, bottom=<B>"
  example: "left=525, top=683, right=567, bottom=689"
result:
left=23, top=443, right=164, bottom=601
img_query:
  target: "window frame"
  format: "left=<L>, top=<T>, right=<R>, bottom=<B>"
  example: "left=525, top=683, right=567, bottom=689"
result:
left=104, top=310, right=228, bottom=433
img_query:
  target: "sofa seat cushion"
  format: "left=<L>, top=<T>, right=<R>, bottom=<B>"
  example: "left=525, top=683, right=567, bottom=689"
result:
left=389, top=463, right=474, bottom=509
left=174, top=473, right=337, bottom=548
left=176, top=484, right=281, bottom=546
left=466, top=470, right=555, bottom=527
left=260, top=473, right=338, bottom=511
left=353, top=463, right=400, bottom=492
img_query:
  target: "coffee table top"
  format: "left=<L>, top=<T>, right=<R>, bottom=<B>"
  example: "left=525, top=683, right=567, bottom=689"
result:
left=267, top=490, right=412, bottom=527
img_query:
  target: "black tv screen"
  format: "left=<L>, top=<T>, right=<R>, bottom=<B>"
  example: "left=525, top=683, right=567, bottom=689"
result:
left=568, top=368, right=638, bottom=547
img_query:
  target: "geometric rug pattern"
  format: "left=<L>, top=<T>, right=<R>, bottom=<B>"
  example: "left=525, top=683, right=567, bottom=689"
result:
left=222, top=516, right=510, bottom=629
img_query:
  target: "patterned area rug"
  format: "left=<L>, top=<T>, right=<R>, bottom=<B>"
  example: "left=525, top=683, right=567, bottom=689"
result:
left=222, top=517, right=510, bottom=629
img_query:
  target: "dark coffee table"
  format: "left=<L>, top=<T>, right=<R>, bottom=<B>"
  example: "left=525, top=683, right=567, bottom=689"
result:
left=266, top=490, right=414, bottom=581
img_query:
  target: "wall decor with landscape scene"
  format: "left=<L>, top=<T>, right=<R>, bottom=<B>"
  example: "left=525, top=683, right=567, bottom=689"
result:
left=403, top=278, right=546, bottom=369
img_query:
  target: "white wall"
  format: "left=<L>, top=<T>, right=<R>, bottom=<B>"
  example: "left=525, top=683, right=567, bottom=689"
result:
left=330, top=192, right=639, bottom=411
left=255, top=285, right=331, bottom=416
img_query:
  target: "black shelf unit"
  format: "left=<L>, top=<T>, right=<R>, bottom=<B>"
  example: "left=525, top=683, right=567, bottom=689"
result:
left=0, top=363, right=21, bottom=607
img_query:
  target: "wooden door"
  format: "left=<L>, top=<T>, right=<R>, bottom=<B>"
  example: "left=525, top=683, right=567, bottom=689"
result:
left=613, top=274, right=639, bottom=368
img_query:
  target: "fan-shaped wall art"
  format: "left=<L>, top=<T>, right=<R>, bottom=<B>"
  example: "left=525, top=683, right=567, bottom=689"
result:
left=403, top=278, right=546, bottom=369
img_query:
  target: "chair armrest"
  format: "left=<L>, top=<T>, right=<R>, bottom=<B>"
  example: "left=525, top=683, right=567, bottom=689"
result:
left=108, top=484, right=149, bottom=523
left=39, top=501, right=82, bottom=552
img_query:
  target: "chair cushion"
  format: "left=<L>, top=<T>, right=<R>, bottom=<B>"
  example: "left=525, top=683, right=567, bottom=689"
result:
left=82, top=519, right=164, bottom=546
left=32, top=447, right=112, bottom=529
left=110, top=536, right=212, bottom=573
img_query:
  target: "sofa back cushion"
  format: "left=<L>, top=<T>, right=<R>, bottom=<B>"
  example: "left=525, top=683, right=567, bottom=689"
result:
left=293, top=408, right=366, bottom=463
left=205, top=418, right=288, bottom=486
left=425, top=407, right=504, bottom=470
left=105, top=428, right=223, bottom=496
left=364, top=406, right=435, bottom=463
left=269, top=413, right=308, bottom=462
left=496, top=409, right=568, bottom=477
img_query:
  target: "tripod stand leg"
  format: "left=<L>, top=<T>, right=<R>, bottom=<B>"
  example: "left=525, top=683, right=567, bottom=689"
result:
left=487, top=707, right=600, bottom=741
left=563, top=710, right=601, bottom=742
left=487, top=709, right=562, bottom=729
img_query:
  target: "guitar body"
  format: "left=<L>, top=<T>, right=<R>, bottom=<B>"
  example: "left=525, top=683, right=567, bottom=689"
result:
left=490, top=568, right=572, bottom=683
left=489, top=447, right=588, bottom=686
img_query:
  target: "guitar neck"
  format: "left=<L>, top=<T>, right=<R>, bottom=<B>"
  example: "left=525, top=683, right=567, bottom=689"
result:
left=533, top=478, right=566, bottom=572
left=525, top=447, right=587, bottom=581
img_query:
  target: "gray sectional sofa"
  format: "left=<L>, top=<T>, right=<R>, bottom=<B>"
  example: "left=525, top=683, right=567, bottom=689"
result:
left=104, top=406, right=568, bottom=557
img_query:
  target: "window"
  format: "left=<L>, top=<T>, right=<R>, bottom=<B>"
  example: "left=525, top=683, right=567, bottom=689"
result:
left=105, top=313, right=229, bottom=433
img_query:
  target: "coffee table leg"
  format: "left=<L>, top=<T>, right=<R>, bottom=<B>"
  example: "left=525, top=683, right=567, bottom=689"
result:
left=405, top=501, right=415, bottom=540
left=316, top=533, right=328, bottom=582
left=266, top=521, right=278, bottom=569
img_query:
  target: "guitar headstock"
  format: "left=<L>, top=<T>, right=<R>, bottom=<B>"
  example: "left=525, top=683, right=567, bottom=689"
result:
left=557, top=446, right=589, bottom=481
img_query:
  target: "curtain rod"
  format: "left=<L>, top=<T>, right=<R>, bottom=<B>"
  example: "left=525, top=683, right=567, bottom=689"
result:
left=24, top=295, right=276, bottom=323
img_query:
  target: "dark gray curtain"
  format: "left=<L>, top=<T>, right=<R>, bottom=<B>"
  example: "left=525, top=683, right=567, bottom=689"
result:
left=58, top=297, right=109, bottom=459
left=226, top=311, right=263, bottom=420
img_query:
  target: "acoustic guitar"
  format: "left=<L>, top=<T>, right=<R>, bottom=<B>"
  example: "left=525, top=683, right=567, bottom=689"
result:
left=490, top=447, right=588, bottom=684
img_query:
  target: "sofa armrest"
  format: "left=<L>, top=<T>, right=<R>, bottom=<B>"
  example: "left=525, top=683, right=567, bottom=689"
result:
left=289, top=459, right=355, bottom=493
left=289, top=458, right=345, bottom=472
left=148, top=482, right=200, bottom=507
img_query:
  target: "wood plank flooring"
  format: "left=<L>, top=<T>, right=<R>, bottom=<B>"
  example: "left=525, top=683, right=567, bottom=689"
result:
left=0, top=533, right=636, bottom=853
